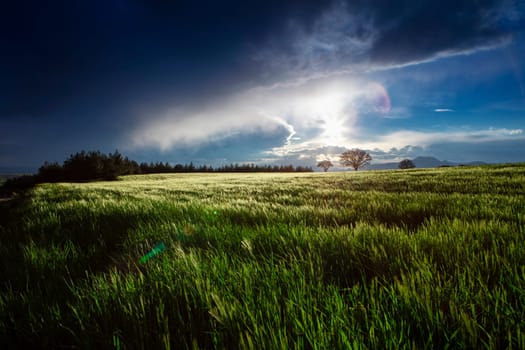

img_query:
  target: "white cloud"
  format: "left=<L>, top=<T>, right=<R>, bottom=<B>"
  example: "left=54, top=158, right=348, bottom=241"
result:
left=434, top=108, right=454, bottom=112
left=266, top=127, right=525, bottom=163
left=130, top=75, right=392, bottom=151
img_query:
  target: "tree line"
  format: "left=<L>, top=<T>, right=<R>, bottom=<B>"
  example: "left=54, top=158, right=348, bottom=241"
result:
left=137, top=162, right=312, bottom=174
left=40, top=150, right=312, bottom=180
left=1, top=150, right=313, bottom=194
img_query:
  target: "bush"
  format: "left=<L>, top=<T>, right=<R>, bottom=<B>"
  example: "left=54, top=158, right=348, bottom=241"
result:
left=59, top=150, right=140, bottom=182
left=0, top=175, right=38, bottom=195
left=399, top=159, right=416, bottom=169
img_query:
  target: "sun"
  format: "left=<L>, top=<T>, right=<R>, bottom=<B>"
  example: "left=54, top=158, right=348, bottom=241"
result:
left=303, top=89, right=351, bottom=145
left=320, top=115, right=347, bottom=143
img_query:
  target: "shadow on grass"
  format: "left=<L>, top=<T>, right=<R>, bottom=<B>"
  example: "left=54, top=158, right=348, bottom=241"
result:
left=0, top=193, right=148, bottom=348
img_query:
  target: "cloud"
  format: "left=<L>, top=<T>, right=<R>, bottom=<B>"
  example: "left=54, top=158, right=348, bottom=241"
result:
left=265, top=126, right=525, bottom=164
left=426, top=138, right=525, bottom=163
left=130, top=75, right=392, bottom=151
left=254, top=0, right=524, bottom=79
left=360, top=128, right=525, bottom=150
left=367, top=146, right=427, bottom=164
left=254, top=1, right=375, bottom=77
left=367, top=0, right=523, bottom=65
left=508, top=129, right=523, bottom=135
left=127, top=0, right=524, bottom=164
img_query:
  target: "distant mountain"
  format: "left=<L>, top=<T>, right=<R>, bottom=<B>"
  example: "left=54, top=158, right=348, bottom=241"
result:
left=412, top=156, right=453, bottom=168
left=365, top=162, right=400, bottom=170
left=367, top=156, right=487, bottom=170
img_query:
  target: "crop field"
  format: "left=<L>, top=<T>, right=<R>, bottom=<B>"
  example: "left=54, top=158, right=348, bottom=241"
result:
left=1, top=164, right=524, bottom=349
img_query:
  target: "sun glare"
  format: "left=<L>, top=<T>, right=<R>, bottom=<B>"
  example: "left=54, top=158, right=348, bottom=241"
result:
left=267, top=78, right=391, bottom=150
left=320, top=115, right=347, bottom=143
left=303, top=88, right=353, bottom=145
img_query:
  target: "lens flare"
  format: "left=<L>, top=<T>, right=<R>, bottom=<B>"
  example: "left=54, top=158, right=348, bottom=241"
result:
left=367, top=82, right=391, bottom=114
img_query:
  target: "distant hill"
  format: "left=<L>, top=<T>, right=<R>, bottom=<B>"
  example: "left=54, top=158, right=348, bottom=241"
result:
left=367, top=156, right=487, bottom=170
left=413, top=156, right=454, bottom=168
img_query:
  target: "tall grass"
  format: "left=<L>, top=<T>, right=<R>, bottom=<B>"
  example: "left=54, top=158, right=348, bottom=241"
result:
left=1, top=164, right=524, bottom=348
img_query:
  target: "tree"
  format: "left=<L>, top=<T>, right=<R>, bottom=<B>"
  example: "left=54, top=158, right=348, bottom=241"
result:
left=37, top=161, right=64, bottom=182
left=340, top=149, right=372, bottom=171
left=63, top=151, right=106, bottom=181
left=317, top=160, right=333, bottom=172
left=398, top=159, right=416, bottom=169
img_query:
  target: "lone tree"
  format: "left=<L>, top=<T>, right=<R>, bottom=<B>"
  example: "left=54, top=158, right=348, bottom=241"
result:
left=399, top=159, right=416, bottom=169
left=317, top=160, right=334, bottom=172
left=340, top=149, right=372, bottom=171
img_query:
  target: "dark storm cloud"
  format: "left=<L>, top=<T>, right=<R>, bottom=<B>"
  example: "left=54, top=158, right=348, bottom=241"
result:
left=365, top=0, right=525, bottom=65
left=251, top=0, right=524, bottom=80
left=0, top=0, right=333, bottom=118
left=1, top=0, right=521, bottom=119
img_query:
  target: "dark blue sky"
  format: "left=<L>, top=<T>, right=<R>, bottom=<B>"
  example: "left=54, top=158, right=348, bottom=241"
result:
left=1, top=0, right=524, bottom=171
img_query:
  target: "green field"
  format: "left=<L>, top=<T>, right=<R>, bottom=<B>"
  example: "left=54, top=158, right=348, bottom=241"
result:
left=1, top=165, right=525, bottom=349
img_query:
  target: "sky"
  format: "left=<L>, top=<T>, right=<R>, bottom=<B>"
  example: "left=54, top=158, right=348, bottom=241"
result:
left=1, top=0, right=524, bottom=172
